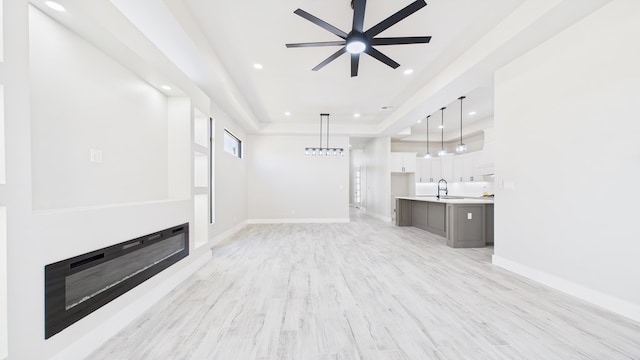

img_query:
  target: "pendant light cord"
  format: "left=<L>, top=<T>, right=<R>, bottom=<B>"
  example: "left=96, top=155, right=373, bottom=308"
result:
left=326, top=114, right=330, bottom=149
left=426, top=115, right=430, bottom=154
left=426, top=115, right=430, bottom=149
left=319, top=114, right=323, bottom=149
left=440, top=107, right=446, bottom=150
left=458, top=96, right=465, bottom=145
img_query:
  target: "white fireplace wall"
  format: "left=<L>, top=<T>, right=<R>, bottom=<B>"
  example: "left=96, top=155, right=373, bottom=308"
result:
left=29, top=7, right=169, bottom=211
left=1, top=3, right=245, bottom=359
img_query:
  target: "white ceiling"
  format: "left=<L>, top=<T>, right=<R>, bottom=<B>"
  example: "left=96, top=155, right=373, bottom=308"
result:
left=182, top=0, right=523, bottom=132
left=33, top=0, right=615, bottom=141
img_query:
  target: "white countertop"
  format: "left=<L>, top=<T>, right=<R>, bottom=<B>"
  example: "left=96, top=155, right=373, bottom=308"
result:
left=396, top=196, right=494, bottom=204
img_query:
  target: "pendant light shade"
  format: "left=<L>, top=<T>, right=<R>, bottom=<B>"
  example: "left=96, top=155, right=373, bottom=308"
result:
left=424, top=115, right=432, bottom=158
left=305, top=113, right=344, bottom=156
left=456, top=96, right=467, bottom=153
left=438, top=107, right=447, bottom=157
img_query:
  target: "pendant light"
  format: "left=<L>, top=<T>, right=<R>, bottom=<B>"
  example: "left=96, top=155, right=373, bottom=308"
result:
left=438, top=107, right=447, bottom=157
left=423, top=115, right=432, bottom=158
left=456, top=96, right=467, bottom=153
left=305, top=113, right=344, bottom=156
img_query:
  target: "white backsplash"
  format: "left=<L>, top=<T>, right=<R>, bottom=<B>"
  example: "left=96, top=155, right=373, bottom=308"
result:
left=416, top=181, right=495, bottom=197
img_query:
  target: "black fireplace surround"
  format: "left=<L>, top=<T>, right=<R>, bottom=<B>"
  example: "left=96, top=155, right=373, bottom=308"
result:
left=44, top=223, right=189, bottom=339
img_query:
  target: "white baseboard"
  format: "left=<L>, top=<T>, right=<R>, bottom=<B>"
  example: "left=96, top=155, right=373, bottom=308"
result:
left=364, top=211, right=392, bottom=223
left=492, top=255, right=640, bottom=323
left=50, top=251, right=212, bottom=360
left=210, top=220, right=247, bottom=246
left=248, top=218, right=350, bottom=224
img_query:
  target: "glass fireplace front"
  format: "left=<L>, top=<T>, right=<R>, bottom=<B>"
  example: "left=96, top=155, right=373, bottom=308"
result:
left=45, top=223, right=189, bottom=339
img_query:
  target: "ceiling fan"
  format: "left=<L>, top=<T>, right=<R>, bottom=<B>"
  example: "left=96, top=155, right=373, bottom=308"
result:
left=286, top=0, right=431, bottom=77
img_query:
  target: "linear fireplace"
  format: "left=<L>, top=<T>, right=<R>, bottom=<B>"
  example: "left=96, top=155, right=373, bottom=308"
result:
left=44, top=223, right=189, bottom=339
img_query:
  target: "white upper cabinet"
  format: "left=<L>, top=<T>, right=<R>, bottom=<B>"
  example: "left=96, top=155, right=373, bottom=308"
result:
left=453, top=153, right=478, bottom=182
left=417, top=158, right=444, bottom=183
left=390, top=152, right=416, bottom=173
left=474, top=147, right=495, bottom=176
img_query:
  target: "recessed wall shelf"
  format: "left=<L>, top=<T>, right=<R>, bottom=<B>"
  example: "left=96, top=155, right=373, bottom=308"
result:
left=0, top=86, right=4, bottom=185
left=193, top=109, right=208, bottom=148
left=192, top=108, right=210, bottom=249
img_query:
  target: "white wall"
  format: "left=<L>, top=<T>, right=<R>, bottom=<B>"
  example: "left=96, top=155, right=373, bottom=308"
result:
left=247, top=135, right=349, bottom=222
left=494, top=0, right=640, bottom=321
left=210, top=104, right=248, bottom=236
left=29, top=9, right=169, bottom=210
left=1, top=4, right=246, bottom=359
left=363, top=137, right=391, bottom=221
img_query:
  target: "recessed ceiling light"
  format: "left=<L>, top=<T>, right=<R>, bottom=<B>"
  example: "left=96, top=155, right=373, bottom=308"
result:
left=438, top=125, right=444, bottom=129
left=417, top=119, right=422, bottom=123
left=469, top=111, right=477, bottom=116
left=349, top=144, right=352, bottom=148
left=403, top=69, right=414, bottom=75
left=253, top=63, right=263, bottom=70
left=353, top=113, right=361, bottom=118
left=160, top=85, right=172, bottom=91
left=284, top=112, right=291, bottom=116
left=45, top=1, right=65, bottom=11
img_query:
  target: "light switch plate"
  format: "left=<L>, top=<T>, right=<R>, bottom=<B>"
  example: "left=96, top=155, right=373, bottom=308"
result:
left=90, top=148, right=103, bottom=163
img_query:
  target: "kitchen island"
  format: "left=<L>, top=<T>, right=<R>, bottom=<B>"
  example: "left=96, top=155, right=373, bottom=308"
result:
left=395, top=196, right=494, bottom=248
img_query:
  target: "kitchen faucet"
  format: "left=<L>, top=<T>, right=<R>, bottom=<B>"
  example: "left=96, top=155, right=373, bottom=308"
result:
left=437, top=179, right=448, bottom=200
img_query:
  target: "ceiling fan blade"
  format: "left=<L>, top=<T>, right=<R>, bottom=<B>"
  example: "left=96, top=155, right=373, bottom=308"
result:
left=352, top=0, right=367, bottom=33
left=312, top=48, right=347, bottom=71
left=371, top=36, right=431, bottom=46
left=351, top=53, right=360, bottom=77
left=365, top=0, right=427, bottom=38
left=365, top=47, right=400, bottom=69
left=286, top=41, right=346, bottom=48
left=294, top=9, right=348, bottom=39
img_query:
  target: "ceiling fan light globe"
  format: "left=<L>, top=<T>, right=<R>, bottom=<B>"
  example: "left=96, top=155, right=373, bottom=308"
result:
left=346, top=40, right=366, bottom=54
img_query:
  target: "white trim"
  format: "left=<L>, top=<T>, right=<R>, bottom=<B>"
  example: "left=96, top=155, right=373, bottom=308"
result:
left=209, top=220, right=247, bottom=246
left=248, top=218, right=350, bottom=224
left=364, top=211, right=392, bottom=223
left=49, top=251, right=212, bottom=360
left=492, top=255, right=640, bottom=323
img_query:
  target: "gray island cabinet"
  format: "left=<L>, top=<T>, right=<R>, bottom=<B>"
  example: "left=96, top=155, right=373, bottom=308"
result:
left=395, top=197, right=494, bottom=248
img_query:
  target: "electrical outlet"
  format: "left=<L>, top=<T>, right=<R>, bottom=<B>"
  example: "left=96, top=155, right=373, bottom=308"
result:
left=467, top=212, right=472, bottom=220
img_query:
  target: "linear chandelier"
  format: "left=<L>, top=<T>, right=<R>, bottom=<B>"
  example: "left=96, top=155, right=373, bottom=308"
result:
left=305, top=113, right=345, bottom=156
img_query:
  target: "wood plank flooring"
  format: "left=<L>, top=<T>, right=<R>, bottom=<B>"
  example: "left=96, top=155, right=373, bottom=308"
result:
left=90, top=210, right=640, bottom=359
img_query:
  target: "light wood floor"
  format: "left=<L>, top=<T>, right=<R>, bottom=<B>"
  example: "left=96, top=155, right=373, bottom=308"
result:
left=90, top=210, right=640, bottom=359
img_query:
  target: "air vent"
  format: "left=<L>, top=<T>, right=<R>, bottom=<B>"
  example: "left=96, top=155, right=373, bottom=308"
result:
left=380, top=105, right=395, bottom=111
